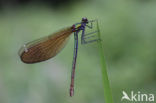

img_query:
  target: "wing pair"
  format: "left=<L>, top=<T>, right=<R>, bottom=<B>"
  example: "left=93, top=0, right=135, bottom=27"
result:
left=19, top=27, right=73, bottom=63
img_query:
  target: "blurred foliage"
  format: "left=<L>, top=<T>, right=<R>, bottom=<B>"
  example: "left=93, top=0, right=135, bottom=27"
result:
left=0, top=0, right=156, bottom=103
left=0, top=0, right=79, bottom=9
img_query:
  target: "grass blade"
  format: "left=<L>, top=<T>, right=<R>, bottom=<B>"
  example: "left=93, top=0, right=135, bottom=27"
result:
left=96, top=20, right=113, bottom=103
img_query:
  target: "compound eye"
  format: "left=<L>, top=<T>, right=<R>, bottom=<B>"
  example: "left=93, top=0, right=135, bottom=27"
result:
left=82, top=17, right=88, bottom=23
left=82, top=17, right=86, bottom=20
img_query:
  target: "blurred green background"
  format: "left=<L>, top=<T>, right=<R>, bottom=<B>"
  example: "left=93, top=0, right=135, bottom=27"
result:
left=0, top=0, right=156, bottom=103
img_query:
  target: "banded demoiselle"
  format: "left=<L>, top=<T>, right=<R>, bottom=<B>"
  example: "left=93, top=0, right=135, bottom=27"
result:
left=19, top=17, right=99, bottom=97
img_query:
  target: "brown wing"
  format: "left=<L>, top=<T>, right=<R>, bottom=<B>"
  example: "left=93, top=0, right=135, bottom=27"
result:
left=19, top=27, right=73, bottom=63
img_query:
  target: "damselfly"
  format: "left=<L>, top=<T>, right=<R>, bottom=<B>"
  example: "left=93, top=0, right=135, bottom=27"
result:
left=19, top=17, right=99, bottom=97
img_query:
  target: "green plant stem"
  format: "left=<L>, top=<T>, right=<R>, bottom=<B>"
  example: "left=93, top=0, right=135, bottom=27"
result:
left=97, top=21, right=113, bottom=103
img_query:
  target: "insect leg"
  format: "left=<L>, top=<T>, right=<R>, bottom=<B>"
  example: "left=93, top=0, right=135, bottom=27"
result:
left=83, top=35, right=96, bottom=40
left=81, top=28, right=86, bottom=44
left=81, top=30, right=100, bottom=44
left=86, top=22, right=93, bottom=29
left=86, top=19, right=98, bottom=29
left=82, top=31, right=100, bottom=44
left=84, top=31, right=98, bottom=36
left=88, top=19, right=98, bottom=23
left=81, top=30, right=99, bottom=44
left=82, top=39, right=101, bottom=44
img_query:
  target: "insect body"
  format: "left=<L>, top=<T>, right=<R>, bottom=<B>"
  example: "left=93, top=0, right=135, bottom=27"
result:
left=19, top=17, right=99, bottom=96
